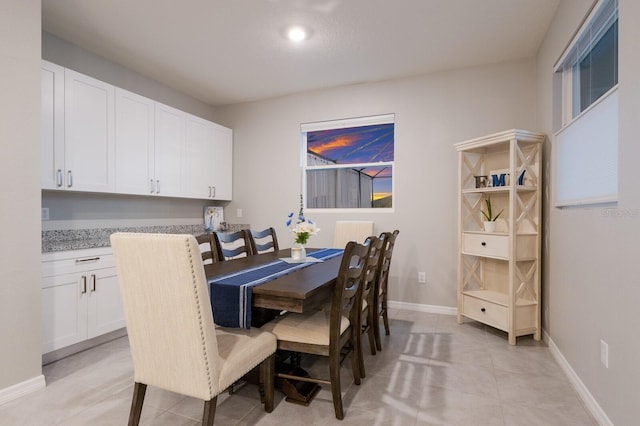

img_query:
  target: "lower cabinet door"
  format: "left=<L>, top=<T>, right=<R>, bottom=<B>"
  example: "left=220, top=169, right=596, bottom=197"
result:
left=42, top=273, right=88, bottom=353
left=87, top=267, right=126, bottom=338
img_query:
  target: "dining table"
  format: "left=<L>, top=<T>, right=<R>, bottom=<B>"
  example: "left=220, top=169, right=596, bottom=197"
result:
left=206, top=248, right=344, bottom=327
left=205, top=248, right=344, bottom=405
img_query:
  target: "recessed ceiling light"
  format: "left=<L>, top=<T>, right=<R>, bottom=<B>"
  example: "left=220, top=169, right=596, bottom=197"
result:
left=287, top=26, right=308, bottom=42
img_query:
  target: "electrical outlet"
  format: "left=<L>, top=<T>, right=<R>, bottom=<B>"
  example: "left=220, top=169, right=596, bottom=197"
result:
left=418, top=272, right=426, bottom=283
left=237, top=208, right=243, bottom=218
left=600, top=339, right=609, bottom=368
left=41, top=208, right=50, bottom=221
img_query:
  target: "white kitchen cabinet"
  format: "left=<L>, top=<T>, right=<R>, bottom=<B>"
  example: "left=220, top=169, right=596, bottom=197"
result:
left=41, top=60, right=65, bottom=190
left=183, top=113, right=215, bottom=198
left=211, top=123, right=233, bottom=200
left=42, top=60, right=233, bottom=200
left=64, top=68, right=116, bottom=192
left=455, top=129, right=544, bottom=345
left=115, top=88, right=155, bottom=195
left=154, top=102, right=185, bottom=197
left=41, top=248, right=125, bottom=354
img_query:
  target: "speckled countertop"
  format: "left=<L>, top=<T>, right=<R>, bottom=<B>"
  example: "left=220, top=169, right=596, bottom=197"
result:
left=42, top=224, right=249, bottom=253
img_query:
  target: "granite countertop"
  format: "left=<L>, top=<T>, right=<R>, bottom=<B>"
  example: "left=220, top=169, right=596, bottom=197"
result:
left=42, top=224, right=249, bottom=253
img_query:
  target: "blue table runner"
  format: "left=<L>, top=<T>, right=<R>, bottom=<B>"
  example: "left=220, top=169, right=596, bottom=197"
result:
left=208, top=248, right=343, bottom=328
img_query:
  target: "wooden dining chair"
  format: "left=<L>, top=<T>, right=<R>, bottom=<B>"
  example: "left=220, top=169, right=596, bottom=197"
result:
left=195, top=233, right=223, bottom=277
left=110, top=233, right=277, bottom=426
left=359, top=235, right=384, bottom=375
left=249, top=227, right=279, bottom=254
left=216, top=229, right=253, bottom=259
left=261, top=241, right=369, bottom=420
left=373, top=230, right=399, bottom=351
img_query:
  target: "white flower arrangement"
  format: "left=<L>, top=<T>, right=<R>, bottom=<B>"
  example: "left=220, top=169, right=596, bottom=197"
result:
left=286, top=195, right=320, bottom=245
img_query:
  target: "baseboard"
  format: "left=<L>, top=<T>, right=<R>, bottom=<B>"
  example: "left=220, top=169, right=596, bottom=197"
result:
left=387, top=300, right=457, bottom=315
left=544, top=330, right=613, bottom=426
left=0, top=375, right=46, bottom=406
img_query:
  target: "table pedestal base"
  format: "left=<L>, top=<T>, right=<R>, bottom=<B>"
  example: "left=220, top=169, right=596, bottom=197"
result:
left=276, top=365, right=322, bottom=406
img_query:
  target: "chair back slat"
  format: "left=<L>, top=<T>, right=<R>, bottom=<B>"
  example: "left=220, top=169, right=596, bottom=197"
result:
left=216, top=230, right=253, bottom=259
left=249, top=227, right=280, bottom=254
left=195, top=233, right=223, bottom=277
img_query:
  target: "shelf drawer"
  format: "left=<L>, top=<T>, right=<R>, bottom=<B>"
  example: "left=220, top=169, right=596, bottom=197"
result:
left=462, top=233, right=508, bottom=259
left=461, top=294, right=508, bottom=331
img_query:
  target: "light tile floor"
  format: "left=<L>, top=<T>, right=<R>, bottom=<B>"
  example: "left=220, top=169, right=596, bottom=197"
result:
left=0, top=310, right=597, bottom=425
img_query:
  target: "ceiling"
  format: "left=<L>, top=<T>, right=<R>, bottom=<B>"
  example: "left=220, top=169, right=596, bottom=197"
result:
left=41, top=0, right=560, bottom=107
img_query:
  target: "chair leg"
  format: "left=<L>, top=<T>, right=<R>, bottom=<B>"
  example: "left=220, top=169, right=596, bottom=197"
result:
left=367, top=308, right=377, bottom=356
left=356, top=321, right=366, bottom=379
left=329, top=348, right=345, bottom=420
left=373, top=310, right=383, bottom=352
left=202, top=397, right=217, bottom=426
left=382, top=298, right=390, bottom=335
left=128, top=382, right=146, bottom=426
left=260, top=354, right=275, bottom=413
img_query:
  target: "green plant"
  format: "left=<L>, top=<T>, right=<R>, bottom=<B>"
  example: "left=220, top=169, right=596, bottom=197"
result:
left=481, top=196, right=503, bottom=222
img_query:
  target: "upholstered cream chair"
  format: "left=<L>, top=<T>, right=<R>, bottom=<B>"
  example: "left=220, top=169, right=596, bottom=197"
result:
left=261, top=241, right=369, bottom=420
left=110, top=233, right=277, bottom=426
left=332, top=220, right=374, bottom=248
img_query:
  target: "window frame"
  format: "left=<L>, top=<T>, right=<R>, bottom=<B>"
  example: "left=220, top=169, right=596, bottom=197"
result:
left=300, top=113, right=395, bottom=213
left=552, top=0, right=619, bottom=207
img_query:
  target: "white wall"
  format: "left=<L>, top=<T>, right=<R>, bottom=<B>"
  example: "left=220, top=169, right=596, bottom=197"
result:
left=537, top=0, right=640, bottom=423
left=0, top=0, right=43, bottom=391
left=214, top=59, right=538, bottom=308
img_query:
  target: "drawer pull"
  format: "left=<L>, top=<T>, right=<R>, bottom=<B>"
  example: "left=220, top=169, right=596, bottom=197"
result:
left=481, top=242, right=486, bottom=246
left=481, top=307, right=486, bottom=312
left=76, top=257, right=100, bottom=263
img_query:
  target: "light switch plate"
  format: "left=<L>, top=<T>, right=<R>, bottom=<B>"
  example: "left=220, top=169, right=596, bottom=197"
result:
left=41, top=208, right=50, bottom=221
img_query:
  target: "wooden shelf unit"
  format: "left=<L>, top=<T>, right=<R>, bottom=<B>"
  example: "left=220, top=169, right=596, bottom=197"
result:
left=455, top=129, right=544, bottom=345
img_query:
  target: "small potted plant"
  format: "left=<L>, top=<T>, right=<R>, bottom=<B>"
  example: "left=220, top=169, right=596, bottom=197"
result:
left=481, top=196, right=503, bottom=232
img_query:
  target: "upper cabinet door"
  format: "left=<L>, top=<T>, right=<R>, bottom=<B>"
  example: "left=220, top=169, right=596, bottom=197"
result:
left=154, top=102, right=184, bottom=197
left=41, top=60, right=65, bottom=190
left=183, top=113, right=215, bottom=199
left=64, top=69, right=115, bottom=192
left=115, top=88, right=155, bottom=195
left=211, top=123, right=233, bottom=200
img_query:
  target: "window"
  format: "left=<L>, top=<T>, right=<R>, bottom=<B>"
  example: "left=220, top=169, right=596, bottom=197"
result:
left=553, top=0, right=618, bottom=206
left=301, top=114, right=394, bottom=210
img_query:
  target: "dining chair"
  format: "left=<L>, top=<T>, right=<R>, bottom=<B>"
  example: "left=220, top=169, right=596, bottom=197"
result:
left=216, top=229, right=253, bottom=259
left=373, top=230, right=399, bottom=351
left=261, top=240, right=369, bottom=420
left=249, top=227, right=280, bottom=254
left=110, top=232, right=277, bottom=426
left=195, top=233, right=223, bottom=277
left=332, top=220, right=374, bottom=248
left=359, top=235, right=384, bottom=374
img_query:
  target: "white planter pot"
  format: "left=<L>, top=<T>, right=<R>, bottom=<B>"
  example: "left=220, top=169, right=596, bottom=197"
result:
left=483, top=221, right=497, bottom=233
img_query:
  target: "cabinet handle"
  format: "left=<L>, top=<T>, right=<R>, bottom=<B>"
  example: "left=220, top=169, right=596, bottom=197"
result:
left=67, top=170, right=73, bottom=188
left=156, top=180, right=160, bottom=194
left=211, top=186, right=215, bottom=198
left=75, top=257, right=100, bottom=263
left=481, top=307, right=486, bottom=313
left=56, top=169, right=63, bottom=187
left=150, top=179, right=155, bottom=194
left=91, top=274, right=96, bottom=292
left=81, top=275, right=87, bottom=294
left=481, top=242, right=486, bottom=246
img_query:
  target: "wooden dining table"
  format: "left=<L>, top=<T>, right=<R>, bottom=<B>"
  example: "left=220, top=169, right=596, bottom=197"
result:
left=206, top=248, right=343, bottom=326
left=206, top=248, right=343, bottom=404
